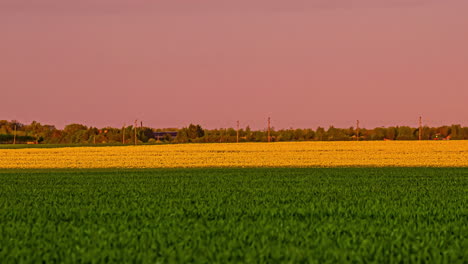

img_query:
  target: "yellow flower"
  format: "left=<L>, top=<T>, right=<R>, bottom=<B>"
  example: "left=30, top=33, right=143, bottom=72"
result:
left=1, top=141, right=467, bottom=169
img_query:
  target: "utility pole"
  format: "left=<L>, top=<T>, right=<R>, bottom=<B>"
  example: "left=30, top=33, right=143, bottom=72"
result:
left=419, top=116, right=423, bottom=141
left=134, top=120, right=138, bottom=145
left=356, top=120, right=360, bottom=141
left=236, top=120, right=240, bottom=143
left=13, top=124, right=17, bottom=144
left=122, top=124, right=126, bottom=144
left=267, top=117, right=271, bottom=143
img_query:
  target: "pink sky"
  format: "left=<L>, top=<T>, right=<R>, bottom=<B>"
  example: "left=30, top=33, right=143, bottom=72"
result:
left=1, top=0, right=467, bottom=129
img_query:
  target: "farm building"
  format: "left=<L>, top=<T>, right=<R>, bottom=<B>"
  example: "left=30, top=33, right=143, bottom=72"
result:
left=153, top=131, right=178, bottom=140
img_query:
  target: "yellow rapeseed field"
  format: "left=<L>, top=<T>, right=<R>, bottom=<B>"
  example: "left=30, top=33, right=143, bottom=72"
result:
left=0, top=141, right=467, bottom=169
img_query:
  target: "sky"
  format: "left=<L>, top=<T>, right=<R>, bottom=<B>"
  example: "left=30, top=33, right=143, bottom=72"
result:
left=1, top=0, right=467, bottom=129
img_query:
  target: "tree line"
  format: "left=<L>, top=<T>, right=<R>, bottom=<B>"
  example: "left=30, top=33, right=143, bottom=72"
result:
left=1, top=120, right=467, bottom=144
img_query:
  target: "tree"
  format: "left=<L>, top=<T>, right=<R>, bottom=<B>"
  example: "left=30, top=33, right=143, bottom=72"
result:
left=396, top=126, right=414, bottom=140
left=326, top=126, right=348, bottom=141
left=450, top=124, right=463, bottom=140
left=371, top=127, right=386, bottom=140
left=175, top=124, right=205, bottom=143
left=385, top=127, right=397, bottom=140
left=315, top=127, right=326, bottom=141
left=244, top=126, right=252, bottom=141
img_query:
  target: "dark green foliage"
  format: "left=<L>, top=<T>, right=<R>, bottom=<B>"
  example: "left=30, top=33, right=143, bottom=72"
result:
left=396, top=126, right=415, bottom=140
left=0, top=134, right=36, bottom=144
left=175, top=124, right=205, bottom=143
left=2, top=120, right=468, bottom=145
left=1, top=168, right=468, bottom=263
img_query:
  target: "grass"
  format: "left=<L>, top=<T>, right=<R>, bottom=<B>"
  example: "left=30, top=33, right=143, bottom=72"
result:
left=1, top=168, right=468, bottom=263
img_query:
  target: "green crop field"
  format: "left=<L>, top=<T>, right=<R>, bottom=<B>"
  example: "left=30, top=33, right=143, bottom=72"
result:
left=1, top=168, right=468, bottom=263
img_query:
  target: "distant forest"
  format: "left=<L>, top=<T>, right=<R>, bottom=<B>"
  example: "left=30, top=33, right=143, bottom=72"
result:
left=1, top=120, right=467, bottom=144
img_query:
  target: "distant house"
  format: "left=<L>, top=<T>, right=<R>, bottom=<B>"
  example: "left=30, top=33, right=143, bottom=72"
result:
left=153, top=131, right=178, bottom=140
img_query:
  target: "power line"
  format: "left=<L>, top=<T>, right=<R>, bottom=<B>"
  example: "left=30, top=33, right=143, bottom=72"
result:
left=267, top=117, right=271, bottom=143
left=356, top=120, right=360, bottom=141
left=134, top=120, right=138, bottom=145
